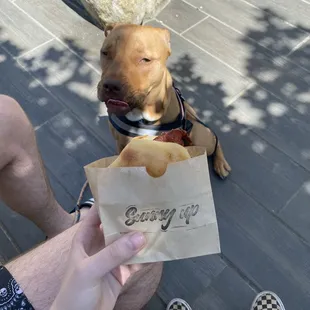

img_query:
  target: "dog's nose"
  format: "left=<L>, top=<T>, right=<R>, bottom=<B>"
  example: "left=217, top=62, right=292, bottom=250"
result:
left=103, top=79, right=121, bottom=93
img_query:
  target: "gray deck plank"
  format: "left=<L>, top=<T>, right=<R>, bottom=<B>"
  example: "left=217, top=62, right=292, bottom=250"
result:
left=183, top=0, right=308, bottom=56
left=212, top=177, right=310, bottom=310
left=157, top=0, right=207, bottom=34
left=289, top=39, right=310, bottom=72
left=240, top=0, right=310, bottom=30
left=157, top=255, right=226, bottom=305
left=47, top=170, right=76, bottom=213
left=35, top=109, right=111, bottom=199
left=0, top=216, right=20, bottom=263
left=14, top=0, right=103, bottom=70
left=189, top=265, right=257, bottom=310
left=253, top=59, right=310, bottom=118
left=215, top=111, right=308, bottom=214
left=0, top=47, right=65, bottom=128
left=187, top=0, right=310, bottom=31
left=228, top=83, right=310, bottom=172
left=0, top=0, right=52, bottom=56
left=183, top=17, right=285, bottom=76
left=0, top=202, right=45, bottom=254
left=17, top=40, right=116, bottom=153
left=61, top=0, right=102, bottom=29
left=158, top=256, right=257, bottom=310
left=279, top=181, right=310, bottom=244
left=181, top=17, right=310, bottom=121
left=142, top=294, right=166, bottom=310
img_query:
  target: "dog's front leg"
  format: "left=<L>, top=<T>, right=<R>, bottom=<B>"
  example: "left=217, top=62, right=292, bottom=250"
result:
left=189, top=122, right=231, bottom=179
left=213, top=141, right=231, bottom=179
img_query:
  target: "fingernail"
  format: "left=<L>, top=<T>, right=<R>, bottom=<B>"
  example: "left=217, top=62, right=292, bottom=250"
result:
left=128, top=232, right=146, bottom=251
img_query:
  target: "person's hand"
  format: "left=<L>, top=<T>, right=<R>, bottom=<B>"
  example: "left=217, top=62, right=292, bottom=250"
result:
left=51, top=206, right=146, bottom=310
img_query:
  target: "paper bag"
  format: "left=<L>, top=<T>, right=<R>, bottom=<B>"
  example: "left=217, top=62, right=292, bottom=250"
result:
left=84, top=147, right=220, bottom=264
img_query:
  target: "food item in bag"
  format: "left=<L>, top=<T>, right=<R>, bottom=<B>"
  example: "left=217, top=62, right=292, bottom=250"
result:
left=154, top=129, right=193, bottom=146
left=109, top=134, right=191, bottom=177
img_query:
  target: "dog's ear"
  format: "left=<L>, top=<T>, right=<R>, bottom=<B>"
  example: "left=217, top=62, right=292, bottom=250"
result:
left=104, top=23, right=118, bottom=37
left=158, top=28, right=171, bottom=57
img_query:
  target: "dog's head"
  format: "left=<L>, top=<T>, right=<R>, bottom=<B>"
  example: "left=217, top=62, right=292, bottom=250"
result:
left=97, top=24, right=172, bottom=121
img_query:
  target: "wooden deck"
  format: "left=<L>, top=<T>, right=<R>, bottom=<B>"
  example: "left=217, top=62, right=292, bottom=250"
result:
left=0, top=0, right=310, bottom=309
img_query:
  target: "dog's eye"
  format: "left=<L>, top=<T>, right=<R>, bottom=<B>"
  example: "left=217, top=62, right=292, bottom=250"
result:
left=141, top=58, right=151, bottom=63
left=101, top=51, right=108, bottom=56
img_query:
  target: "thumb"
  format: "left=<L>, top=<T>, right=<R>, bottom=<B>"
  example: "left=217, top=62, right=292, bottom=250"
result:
left=86, top=232, right=146, bottom=278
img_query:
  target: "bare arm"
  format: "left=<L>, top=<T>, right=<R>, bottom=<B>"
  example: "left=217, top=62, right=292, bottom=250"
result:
left=5, top=223, right=80, bottom=310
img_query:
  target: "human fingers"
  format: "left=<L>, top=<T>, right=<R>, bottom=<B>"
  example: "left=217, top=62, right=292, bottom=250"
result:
left=112, top=264, right=144, bottom=286
left=86, top=232, right=146, bottom=279
left=82, top=204, right=101, bottom=227
left=73, top=205, right=103, bottom=250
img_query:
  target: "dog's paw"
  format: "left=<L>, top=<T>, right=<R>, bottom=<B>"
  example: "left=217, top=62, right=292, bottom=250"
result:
left=214, top=157, right=231, bottom=179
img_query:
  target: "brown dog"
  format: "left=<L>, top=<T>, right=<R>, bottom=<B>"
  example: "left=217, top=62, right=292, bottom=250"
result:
left=97, top=24, right=231, bottom=179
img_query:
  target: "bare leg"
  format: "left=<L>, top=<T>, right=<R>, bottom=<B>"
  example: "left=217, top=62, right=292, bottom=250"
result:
left=115, top=262, right=163, bottom=310
left=6, top=222, right=162, bottom=310
left=0, top=95, right=73, bottom=237
left=213, top=142, right=231, bottom=179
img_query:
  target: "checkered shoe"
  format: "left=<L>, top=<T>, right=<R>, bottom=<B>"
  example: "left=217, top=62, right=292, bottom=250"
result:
left=251, top=291, right=286, bottom=310
left=166, top=298, right=192, bottom=310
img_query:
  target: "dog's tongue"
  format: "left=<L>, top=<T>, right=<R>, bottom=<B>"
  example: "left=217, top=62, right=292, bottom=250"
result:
left=106, top=99, right=130, bottom=116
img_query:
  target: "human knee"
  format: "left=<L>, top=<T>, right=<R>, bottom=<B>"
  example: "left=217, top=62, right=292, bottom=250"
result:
left=115, top=263, right=163, bottom=310
left=0, top=95, right=33, bottom=144
left=0, top=95, right=28, bottom=121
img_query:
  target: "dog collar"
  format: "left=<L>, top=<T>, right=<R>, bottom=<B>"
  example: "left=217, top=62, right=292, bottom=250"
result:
left=108, top=86, right=193, bottom=137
